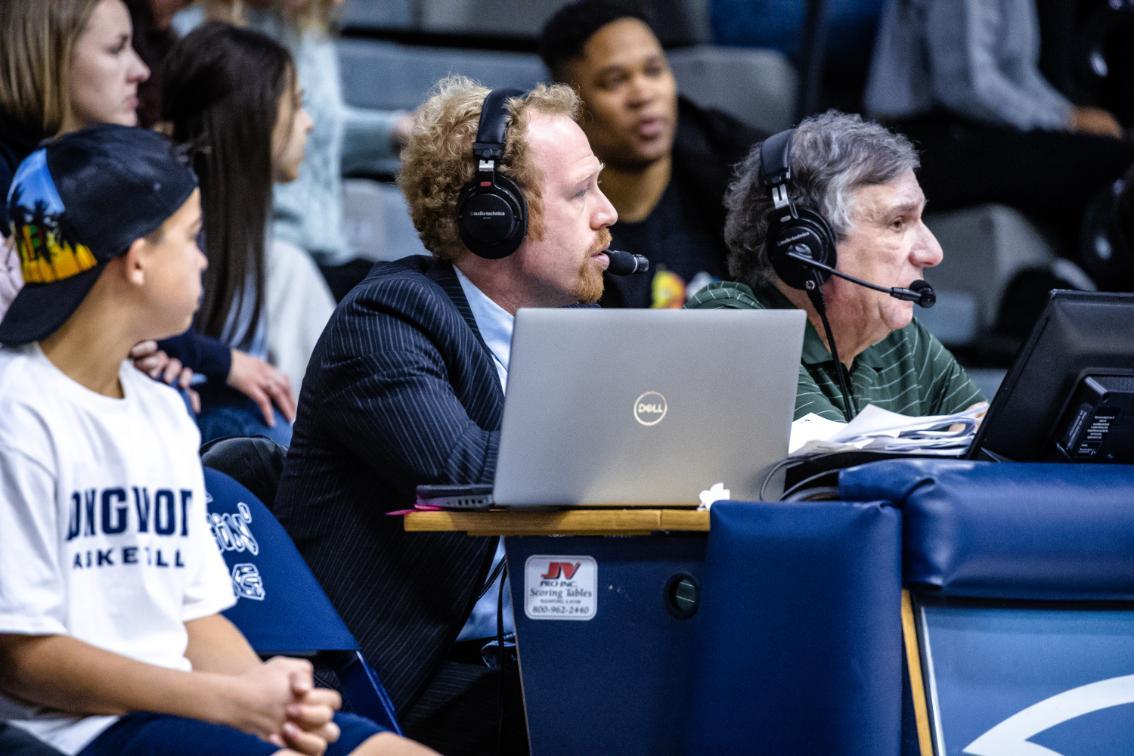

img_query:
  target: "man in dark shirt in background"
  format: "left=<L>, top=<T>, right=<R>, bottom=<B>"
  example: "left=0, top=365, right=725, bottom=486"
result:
left=539, top=0, right=763, bottom=308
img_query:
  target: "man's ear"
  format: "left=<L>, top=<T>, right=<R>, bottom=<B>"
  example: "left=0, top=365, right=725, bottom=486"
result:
left=120, top=236, right=151, bottom=287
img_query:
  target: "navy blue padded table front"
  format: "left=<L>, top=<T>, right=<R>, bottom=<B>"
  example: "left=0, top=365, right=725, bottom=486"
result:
left=506, top=499, right=903, bottom=755
left=683, top=501, right=903, bottom=755
left=506, top=534, right=706, bottom=756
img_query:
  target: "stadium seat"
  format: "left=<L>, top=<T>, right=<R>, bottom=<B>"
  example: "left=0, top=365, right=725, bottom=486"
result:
left=919, top=204, right=1060, bottom=349
left=200, top=435, right=288, bottom=511
left=340, top=0, right=711, bottom=46
left=337, top=39, right=545, bottom=115
left=340, top=0, right=416, bottom=32
left=202, top=466, right=402, bottom=735
left=336, top=38, right=796, bottom=136
left=668, top=45, right=797, bottom=133
left=342, top=178, right=427, bottom=262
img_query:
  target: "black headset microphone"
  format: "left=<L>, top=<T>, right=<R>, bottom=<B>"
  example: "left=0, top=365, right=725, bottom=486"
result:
left=605, top=249, right=650, bottom=275
left=783, top=250, right=937, bottom=308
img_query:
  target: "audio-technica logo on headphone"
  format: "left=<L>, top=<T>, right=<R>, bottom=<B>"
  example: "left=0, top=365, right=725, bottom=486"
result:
left=634, top=391, right=668, bottom=426
left=780, top=230, right=812, bottom=245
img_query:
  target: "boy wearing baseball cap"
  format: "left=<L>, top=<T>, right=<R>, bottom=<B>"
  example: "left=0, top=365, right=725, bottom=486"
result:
left=0, top=125, right=418, bottom=755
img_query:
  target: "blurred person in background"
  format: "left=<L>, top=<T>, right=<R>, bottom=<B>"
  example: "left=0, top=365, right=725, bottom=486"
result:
left=162, top=21, right=329, bottom=443
left=187, top=0, right=413, bottom=301
left=540, top=0, right=763, bottom=308
left=865, top=0, right=1134, bottom=290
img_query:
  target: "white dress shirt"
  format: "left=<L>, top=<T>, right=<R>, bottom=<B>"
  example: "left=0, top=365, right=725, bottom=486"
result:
left=454, top=267, right=515, bottom=641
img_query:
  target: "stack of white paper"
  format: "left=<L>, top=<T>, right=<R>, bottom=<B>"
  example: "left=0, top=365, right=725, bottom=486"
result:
left=789, top=403, right=989, bottom=457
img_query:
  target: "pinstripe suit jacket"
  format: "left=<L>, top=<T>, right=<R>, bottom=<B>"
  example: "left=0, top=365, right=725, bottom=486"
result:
left=274, top=255, right=501, bottom=713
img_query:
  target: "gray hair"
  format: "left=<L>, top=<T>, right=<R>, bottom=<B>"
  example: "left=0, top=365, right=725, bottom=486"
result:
left=723, top=110, right=919, bottom=289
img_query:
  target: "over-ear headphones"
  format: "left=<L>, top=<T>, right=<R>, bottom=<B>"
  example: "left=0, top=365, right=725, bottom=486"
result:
left=457, top=88, right=528, bottom=259
left=759, top=129, right=837, bottom=291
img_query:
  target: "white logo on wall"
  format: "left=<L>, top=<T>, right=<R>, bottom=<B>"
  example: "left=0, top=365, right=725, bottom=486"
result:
left=634, top=391, right=668, bottom=426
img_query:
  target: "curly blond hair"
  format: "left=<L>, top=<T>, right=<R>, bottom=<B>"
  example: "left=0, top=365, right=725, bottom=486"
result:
left=398, top=75, right=580, bottom=261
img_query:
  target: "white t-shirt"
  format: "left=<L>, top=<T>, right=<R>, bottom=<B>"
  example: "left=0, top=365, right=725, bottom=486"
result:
left=0, top=344, right=236, bottom=754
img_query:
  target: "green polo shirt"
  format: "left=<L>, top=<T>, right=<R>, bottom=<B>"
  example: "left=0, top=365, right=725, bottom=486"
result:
left=687, top=281, right=986, bottom=422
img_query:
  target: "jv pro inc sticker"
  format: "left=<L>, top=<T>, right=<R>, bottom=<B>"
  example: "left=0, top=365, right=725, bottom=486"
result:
left=524, top=555, right=597, bottom=621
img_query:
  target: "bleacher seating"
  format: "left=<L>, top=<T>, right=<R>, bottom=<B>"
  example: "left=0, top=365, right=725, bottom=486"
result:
left=336, top=38, right=796, bottom=135
left=337, top=39, right=545, bottom=115
left=919, top=204, right=1060, bottom=349
left=667, top=46, right=796, bottom=133
left=342, top=178, right=426, bottom=262
left=340, top=0, right=416, bottom=32
left=341, top=0, right=712, bottom=46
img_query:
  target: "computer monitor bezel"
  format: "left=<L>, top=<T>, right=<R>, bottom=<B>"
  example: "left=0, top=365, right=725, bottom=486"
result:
left=968, top=289, right=1134, bottom=462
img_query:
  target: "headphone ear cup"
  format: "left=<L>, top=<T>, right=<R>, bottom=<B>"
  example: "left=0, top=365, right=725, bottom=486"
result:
left=457, top=173, right=528, bottom=260
left=767, top=208, right=837, bottom=290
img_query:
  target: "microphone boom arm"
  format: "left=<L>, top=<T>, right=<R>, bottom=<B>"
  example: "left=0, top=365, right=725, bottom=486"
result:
left=784, top=251, right=935, bottom=308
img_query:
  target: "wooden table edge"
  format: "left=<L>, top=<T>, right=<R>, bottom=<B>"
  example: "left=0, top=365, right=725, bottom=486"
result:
left=403, top=508, right=711, bottom=535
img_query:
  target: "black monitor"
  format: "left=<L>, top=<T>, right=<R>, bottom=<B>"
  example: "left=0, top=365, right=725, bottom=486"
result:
left=969, top=290, right=1134, bottom=462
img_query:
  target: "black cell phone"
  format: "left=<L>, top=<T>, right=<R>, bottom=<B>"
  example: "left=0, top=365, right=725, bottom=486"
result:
left=415, top=483, right=495, bottom=510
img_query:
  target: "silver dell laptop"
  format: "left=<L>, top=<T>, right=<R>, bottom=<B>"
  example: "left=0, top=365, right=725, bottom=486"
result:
left=488, top=307, right=805, bottom=508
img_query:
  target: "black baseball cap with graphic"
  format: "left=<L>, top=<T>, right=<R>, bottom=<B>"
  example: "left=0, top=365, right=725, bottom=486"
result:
left=0, top=124, right=198, bottom=345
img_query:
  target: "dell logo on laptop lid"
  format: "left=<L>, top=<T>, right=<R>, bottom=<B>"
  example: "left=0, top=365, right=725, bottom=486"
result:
left=634, top=391, right=668, bottom=426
